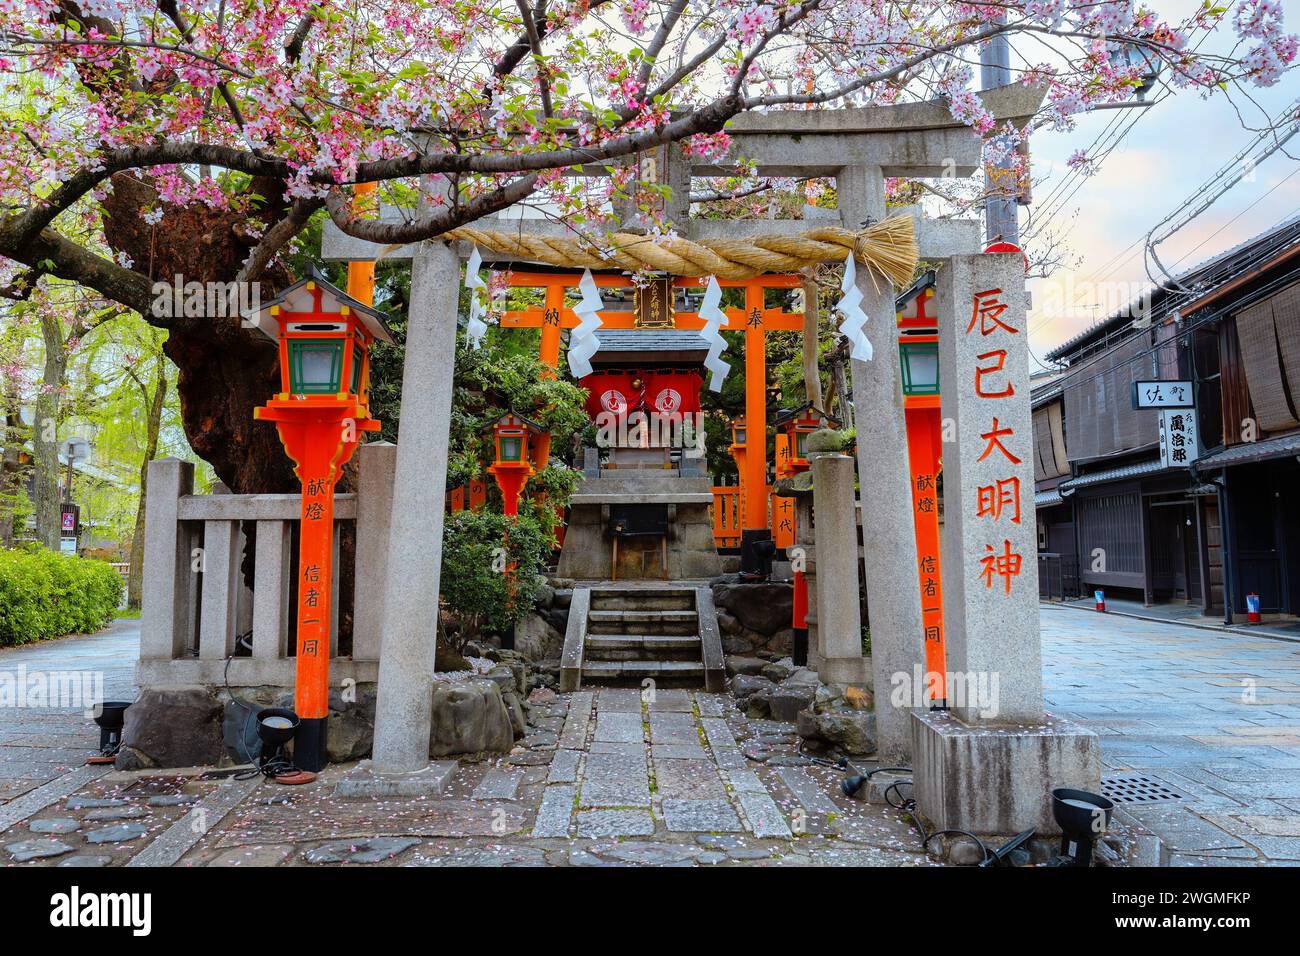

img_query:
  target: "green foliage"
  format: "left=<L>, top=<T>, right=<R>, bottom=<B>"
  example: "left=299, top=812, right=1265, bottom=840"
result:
left=439, top=510, right=550, bottom=638
left=0, top=547, right=123, bottom=645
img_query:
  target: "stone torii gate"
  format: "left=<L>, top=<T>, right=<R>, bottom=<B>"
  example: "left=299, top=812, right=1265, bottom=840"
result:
left=323, top=86, right=1097, bottom=822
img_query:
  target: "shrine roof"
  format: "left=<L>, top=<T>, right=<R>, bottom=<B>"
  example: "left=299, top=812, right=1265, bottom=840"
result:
left=591, top=329, right=709, bottom=365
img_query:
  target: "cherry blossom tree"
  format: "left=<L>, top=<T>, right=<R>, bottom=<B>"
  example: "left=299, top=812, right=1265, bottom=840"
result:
left=0, top=0, right=1294, bottom=491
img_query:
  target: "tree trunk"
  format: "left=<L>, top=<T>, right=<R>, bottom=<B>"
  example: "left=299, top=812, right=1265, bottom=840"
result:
left=103, top=172, right=299, bottom=496
left=0, top=372, right=24, bottom=548
left=127, top=354, right=167, bottom=608
left=33, top=311, right=66, bottom=550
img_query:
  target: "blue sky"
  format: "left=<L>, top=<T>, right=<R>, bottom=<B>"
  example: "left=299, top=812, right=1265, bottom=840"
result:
left=1021, top=0, right=1300, bottom=366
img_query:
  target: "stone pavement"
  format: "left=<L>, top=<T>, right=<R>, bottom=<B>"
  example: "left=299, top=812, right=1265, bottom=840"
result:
left=0, top=617, right=139, bottom=803
left=1, top=681, right=935, bottom=867
left=1060, top=595, right=1300, bottom=643
left=1042, top=604, right=1300, bottom=866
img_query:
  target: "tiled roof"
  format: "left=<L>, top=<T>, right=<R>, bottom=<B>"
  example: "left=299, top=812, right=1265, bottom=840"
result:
left=1196, top=431, right=1300, bottom=469
left=591, top=329, right=709, bottom=361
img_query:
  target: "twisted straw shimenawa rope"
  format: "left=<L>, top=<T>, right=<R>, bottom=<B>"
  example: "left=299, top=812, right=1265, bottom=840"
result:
left=435, top=213, right=919, bottom=287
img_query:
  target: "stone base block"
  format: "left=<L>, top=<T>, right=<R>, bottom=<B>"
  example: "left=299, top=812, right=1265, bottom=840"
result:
left=335, top=759, right=457, bottom=799
left=911, top=709, right=1100, bottom=836
left=817, top=656, right=870, bottom=687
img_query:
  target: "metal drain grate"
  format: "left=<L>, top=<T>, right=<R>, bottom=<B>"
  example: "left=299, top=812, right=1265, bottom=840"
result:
left=1101, top=774, right=1186, bottom=805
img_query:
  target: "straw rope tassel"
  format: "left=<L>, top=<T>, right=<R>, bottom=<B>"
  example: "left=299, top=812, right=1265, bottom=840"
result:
left=438, top=214, right=919, bottom=288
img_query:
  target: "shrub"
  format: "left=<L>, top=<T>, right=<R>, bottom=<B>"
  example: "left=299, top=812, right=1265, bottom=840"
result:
left=0, top=547, right=124, bottom=646
left=439, top=510, right=551, bottom=644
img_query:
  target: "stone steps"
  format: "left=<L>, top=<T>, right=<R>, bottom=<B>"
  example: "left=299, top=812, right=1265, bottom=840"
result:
left=584, top=634, right=703, bottom=661
left=590, top=588, right=695, bottom=612
left=562, top=585, right=725, bottom=692
left=586, top=608, right=699, bottom=636
left=580, top=660, right=706, bottom=681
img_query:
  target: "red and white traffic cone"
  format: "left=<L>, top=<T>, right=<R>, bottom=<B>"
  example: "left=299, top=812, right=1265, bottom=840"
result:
left=1094, top=589, right=1106, bottom=612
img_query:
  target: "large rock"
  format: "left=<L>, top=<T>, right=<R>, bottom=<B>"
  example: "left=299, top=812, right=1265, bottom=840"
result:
left=725, top=656, right=766, bottom=677
left=769, top=682, right=817, bottom=723
left=730, top=675, right=775, bottom=699
left=429, top=680, right=515, bottom=757
left=796, top=709, right=877, bottom=755
left=516, top=612, right=565, bottom=661
left=116, top=686, right=226, bottom=770
left=711, top=579, right=794, bottom=636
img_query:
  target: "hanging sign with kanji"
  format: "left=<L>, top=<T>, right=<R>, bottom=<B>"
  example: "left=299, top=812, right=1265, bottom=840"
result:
left=1133, top=380, right=1194, bottom=409
left=1158, top=408, right=1199, bottom=468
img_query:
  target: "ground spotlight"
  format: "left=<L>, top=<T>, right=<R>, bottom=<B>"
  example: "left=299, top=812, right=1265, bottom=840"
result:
left=1050, top=787, right=1114, bottom=867
left=255, top=708, right=316, bottom=785
left=88, top=700, right=132, bottom=765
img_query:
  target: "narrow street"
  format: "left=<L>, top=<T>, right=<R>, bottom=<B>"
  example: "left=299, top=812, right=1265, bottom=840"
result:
left=2, top=609, right=1298, bottom=865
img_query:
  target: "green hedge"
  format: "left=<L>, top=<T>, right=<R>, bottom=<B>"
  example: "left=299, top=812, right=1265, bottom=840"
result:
left=0, top=547, right=124, bottom=646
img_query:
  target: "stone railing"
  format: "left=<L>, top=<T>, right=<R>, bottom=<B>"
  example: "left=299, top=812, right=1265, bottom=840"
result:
left=138, top=443, right=396, bottom=690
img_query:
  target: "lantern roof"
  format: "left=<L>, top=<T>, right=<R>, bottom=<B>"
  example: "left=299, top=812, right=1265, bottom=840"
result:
left=481, top=409, right=543, bottom=434
left=247, top=264, right=394, bottom=344
left=774, top=401, right=839, bottom=428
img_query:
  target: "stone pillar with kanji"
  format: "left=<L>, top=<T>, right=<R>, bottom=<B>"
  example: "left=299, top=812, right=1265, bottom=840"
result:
left=910, top=253, right=1099, bottom=838
left=938, top=252, right=1041, bottom=723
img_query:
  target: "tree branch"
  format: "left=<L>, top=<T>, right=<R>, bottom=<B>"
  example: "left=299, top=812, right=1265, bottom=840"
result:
left=324, top=174, right=541, bottom=245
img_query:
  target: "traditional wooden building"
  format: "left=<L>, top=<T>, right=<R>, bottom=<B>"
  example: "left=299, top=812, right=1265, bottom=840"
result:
left=1032, top=214, right=1300, bottom=622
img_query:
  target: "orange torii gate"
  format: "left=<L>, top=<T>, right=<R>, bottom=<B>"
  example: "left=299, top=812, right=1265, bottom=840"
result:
left=500, top=271, right=805, bottom=535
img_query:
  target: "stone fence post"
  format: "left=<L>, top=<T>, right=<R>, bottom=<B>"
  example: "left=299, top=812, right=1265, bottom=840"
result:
left=140, top=458, right=194, bottom=661
left=352, top=441, right=397, bottom=662
left=809, top=452, right=867, bottom=686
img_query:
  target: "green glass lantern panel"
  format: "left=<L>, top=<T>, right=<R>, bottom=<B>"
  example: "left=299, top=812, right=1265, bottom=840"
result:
left=289, top=340, right=344, bottom=394
left=899, top=341, right=940, bottom=395
left=499, top=434, right=524, bottom=462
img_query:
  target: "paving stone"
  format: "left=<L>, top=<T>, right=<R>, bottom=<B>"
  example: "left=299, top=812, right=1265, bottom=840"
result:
left=662, top=798, right=743, bottom=832
left=594, top=712, right=644, bottom=744
left=649, top=711, right=699, bottom=745
left=65, top=796, right=129, bottom=810
left=558, top=692, right=594, bottom=748
left=725, top=769, right=770, bottom=794
left=577, top=809, right=656, bottom=838
left=532, top=785, right=575, bottom=837
left=29, top=817, right=80, bottom=834
left=523, top=731, right=559, bottom=750
left=471, top=768, right=522, bottom=800
left=547, top=749, right=581, bottom=784
left=777, top=767, right=839, bottom=815
left=303, top=837, right=421, bottom=864
left=56, top=855, right=112, bottom=868
left=696, top=695, right=728, bottom=718
left=713, top=748, right=750, bottom=771
left=698, top=850, right=726, bottom=864
left=647, top=689, right=695, bottom=713
left=207, top=845, right=294, bottom=867
left=127, top=774, right=261, bottom=867
left=581, top=752, right=650, bottom=807
left=701, top=717, right=739, bottom=751
left=596, top=688, right=645, bottom=713
left=85, top=822, right=148, bottom=844
left=506, top=751, right=551, bottom=766
left=651, top=743, right=707, bottom=760
left=6, top=838, right=74, bottom=862
left=654, top=758, right=727, bottom=798
left=588, top=741, right=646, bottom=756
left=738, top=792, right=793, bottom=838
left=84, top=806, right=149, bottom=821
left=148, top=794, right=200, bottom=807
left=408, top=845, right=548, bottom=867
left=727, top=847, right=774, bottom=860
left=588, top=841, right=701, bottom=865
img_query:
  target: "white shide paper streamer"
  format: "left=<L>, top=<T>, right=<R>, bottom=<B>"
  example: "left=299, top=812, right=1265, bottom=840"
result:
left=835, top=255, right=873, bottom=362
left=463, top=246, right=489, bottom=349
left=699, top=276, right=731, bottom=392
left=566, top=268, right=605, bottom=378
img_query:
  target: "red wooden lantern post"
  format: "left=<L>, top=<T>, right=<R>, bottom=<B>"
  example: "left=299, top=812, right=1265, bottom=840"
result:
left=487, top=412, right=540, bottom=517
left=251, top=267, right=392, bottom=773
